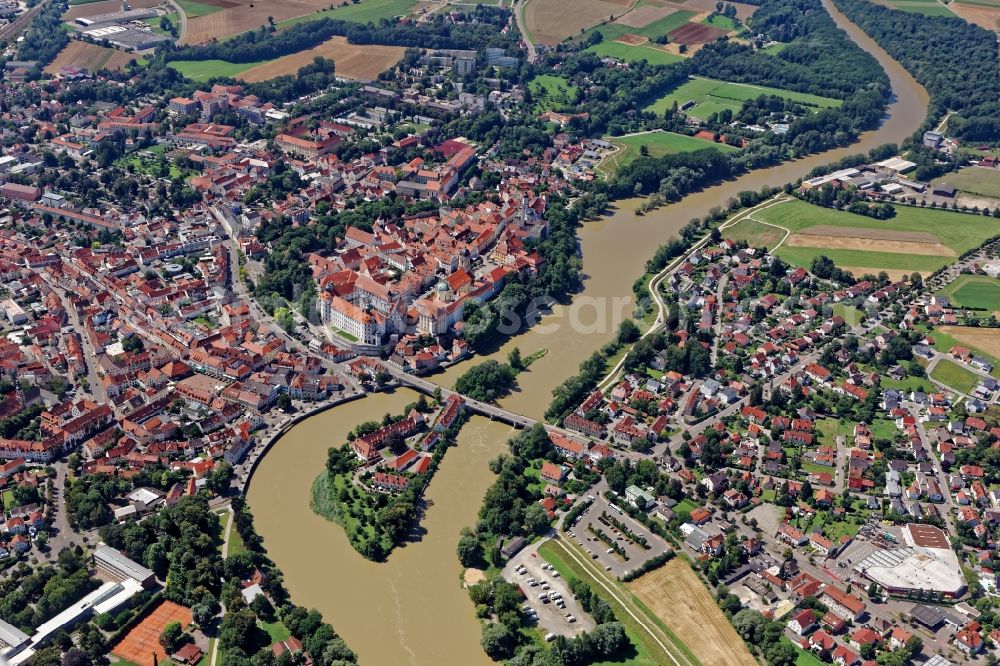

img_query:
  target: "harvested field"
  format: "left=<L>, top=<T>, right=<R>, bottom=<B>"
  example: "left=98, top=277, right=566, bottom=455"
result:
left=236, top=36, right=404, bottom=81
left=794, top=225, right=944, bottom=244
left=938, top=326, right=1000, bottom=358
left=523, top=0, right=624, bottom=45
left=615, top=33, right=647, bottom=44
left=44, top=41, right=135, bottom=73
left=840, top=267, right=924, bottom=281
left=679, top=0, right=756, bottom=19
left=182, top=0, right=328, bottom=43
left=627, top=559, right=757, bottom=666
left=784, top=234, right=954, bottom=257
left=64, top=0, right=162, bottom=20
left=615, top=4, right=674, bottom=27
left=112, top=601, right=192, bottom=666
left=668, top=20, right=728, bottom=44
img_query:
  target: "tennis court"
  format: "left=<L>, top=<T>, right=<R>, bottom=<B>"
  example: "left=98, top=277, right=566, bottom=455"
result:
left=112, top=600, right=192, bottom=666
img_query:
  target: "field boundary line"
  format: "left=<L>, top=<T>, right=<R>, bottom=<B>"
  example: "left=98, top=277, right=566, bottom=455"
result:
left=550, top=536, right=697, bottom=666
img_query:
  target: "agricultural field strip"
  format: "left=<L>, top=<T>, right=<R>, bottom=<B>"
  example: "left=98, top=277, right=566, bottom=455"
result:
left=549, top=537, right=694, bottom=666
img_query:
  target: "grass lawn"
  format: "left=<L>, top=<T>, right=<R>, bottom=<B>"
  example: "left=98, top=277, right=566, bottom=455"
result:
left=762, top=489, right=776, bottom=502
left=277, top=0, right=418, bottom=28
left=646, top=75, right=841, bottom=119
left=930, top=359, right=981, bottom=394
left=260, top=620, right=291, bottom=643
left=225, top=512, right=246, bottom=557
left=761, top=41, right=788, bottom=54
left=168, top=59, right=263, bottom=81
left=537, top=540, right=675, bottom=666
left=801, top=461, right=834, bottom=475
left=599, top=130, right=737, bottom=175
left=784, top=639, right=825, bottom=666
left=922, top=325, right=1000, bottom=380
left=721, top=217, right=786, bottom=248
left=528, top=74, right=579, bottom=112
left=1, top=489, right=13, bottom=512
left=880, top=374, right=934, bottom=393
left=174, top=0, right=225, bottom=18
left=143, top=14, right=180, bottom=36
left=754, top=199, right=1000, bottom=255
left=815, top=417, right=855, bottom=446
left=701, top=14, right=739, bottom=30
left=938, top=274, right=1000, bottom=311
left=585, top=40, right=685, bottom=66
left=932, top=167, right=1000, bottom=199
left=832, top=303, right=863, bottom=325
left=775, top=246, right=947, bottom=273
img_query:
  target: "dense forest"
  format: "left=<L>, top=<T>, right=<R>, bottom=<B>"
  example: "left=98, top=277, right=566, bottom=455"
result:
left=164, top=7, right=515, bottom=64
left=834, top=0, right=1000, bottom=141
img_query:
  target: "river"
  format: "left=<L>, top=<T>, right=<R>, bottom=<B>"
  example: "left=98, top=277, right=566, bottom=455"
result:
left=248, top=390, right=512, bottom=666
left=248, top=4, right=928, bottom=663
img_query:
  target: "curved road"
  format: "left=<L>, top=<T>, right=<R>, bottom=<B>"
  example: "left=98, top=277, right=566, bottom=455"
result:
left=166, top=0, right=189, bottom=44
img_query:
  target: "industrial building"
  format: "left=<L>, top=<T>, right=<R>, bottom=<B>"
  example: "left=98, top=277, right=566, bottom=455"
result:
left=74, top=7, right=157, bottom=26
left=81, top=25, right=172, bottom=51
left=853, top=524, right=965, bottom=599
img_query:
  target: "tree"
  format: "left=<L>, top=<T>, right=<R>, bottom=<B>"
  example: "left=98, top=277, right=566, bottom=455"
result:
left=732, top=609, right=766, bottom=644
left=507, top=347, right=523, bottom=371
left=765, top=641, right=797, bottom=666
left=457, top=534, right=484, bottom=568
left=480, top=622, right=515, bottom=660
left=160, top=621, right=183, bottom=652
left=523, top=502, right=550, bottom=535
left=277, top=393, right=293, bottom=411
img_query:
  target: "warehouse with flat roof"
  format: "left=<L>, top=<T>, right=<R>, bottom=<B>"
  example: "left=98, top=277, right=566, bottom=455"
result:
left=853, top=524, right=965, bottom=598
left=93, top=544, right=155, bottom=586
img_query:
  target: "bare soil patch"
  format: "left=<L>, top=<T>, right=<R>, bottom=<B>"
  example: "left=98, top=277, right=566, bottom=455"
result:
left=627, top=559, right=757, bottom=666
left=64, top=0, right=163, bottom=20
left=784, top=233, right=955, bottom=257
left=794, top=225, right=942, bottom=244
left=523, top=0, right=625, bottom=45
left=668, top=21, right=727, bottom=44
left=937, top=326, right=1000, bottom=358
left=615, top=32, right=647, bottom=44
left=841, top=267, right=925, bottom=281
left=678, top=0, right=756, bottom=18
left=615, top=4, right=672, bottom=27
left=950, top=2, right=1000, bottom=29
left=236, top=35, right=404, bottom=82
left=45, top=41, right=135, bottom=73
left=182, top=0, right=328, bottom=44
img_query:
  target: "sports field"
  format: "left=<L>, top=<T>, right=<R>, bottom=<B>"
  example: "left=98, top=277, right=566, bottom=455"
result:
left=599, top=130, right=737, bottom=175
left=627, top=559, right=757, bottom=666
left=586, top=39, right=686, bottom=65
left=528, top=74, right=579, bottom=112
left=112, top=601, right=192, bottom=665
left=930, top=359, right=980, bottom=394
left=931, top=167, right=1000, bottom=199
left=646, top=76, right=842, bottom=119
left=724, top=199, right=1000, bottom=278
left=937, top=275, right=1000, bottom=310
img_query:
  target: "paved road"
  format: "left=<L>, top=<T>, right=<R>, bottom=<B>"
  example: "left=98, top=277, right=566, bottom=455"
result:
left=512, top=0, right=537, bottom=63
left=165, top=0, right=189, bottom=44
left=40, top=274, right=106, bottom=403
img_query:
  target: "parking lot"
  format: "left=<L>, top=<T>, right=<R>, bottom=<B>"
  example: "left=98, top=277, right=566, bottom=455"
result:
left=503, top=541, right=595, bottom=638
left=566, top=495, right=672, bottom=577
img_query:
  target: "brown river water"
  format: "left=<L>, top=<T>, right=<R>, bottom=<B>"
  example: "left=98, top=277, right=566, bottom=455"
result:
left=248, top=4, right=929, bottom=662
